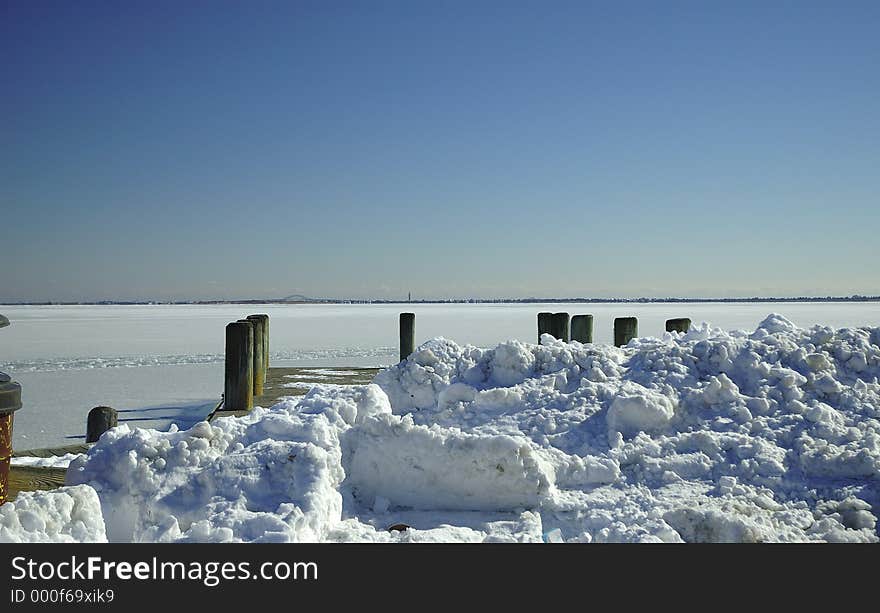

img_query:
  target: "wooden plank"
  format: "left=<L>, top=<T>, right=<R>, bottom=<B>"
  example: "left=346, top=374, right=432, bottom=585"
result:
left=209, top=366, right=381, bottom=420
left=256, top=367, right=381, bottom=408
left=13, top=444, right=90, bottom=458
left=7, top=465, right=67, bottom=499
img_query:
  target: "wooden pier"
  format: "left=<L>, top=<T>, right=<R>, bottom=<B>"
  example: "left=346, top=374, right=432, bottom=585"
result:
left=209, top=366, right=381, bottom=420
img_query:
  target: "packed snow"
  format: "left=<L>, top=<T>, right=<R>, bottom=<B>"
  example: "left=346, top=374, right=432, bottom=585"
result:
left=11, top=453, right=83, bottom=468
left=0, top=486, right=106, bottom=543
left=5, top=313, right=861, bottom=543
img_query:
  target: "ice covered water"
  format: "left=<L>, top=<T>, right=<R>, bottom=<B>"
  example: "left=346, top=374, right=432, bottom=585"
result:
left=3, top=302, right=880, bottom=365
left=1, top=302, right=878, bottom=449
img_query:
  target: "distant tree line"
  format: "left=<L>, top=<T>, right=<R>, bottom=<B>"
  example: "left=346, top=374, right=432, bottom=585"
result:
left=8, top=295, right=879, bottom=306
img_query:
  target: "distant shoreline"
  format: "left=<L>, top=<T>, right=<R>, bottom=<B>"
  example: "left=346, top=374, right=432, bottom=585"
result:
left=3, top=296, right=879, bottom=306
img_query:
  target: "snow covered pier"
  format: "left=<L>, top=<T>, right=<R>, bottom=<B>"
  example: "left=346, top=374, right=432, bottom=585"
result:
left=255, top=367, right=381, bottom=406
left=210, top=366, right=381, bottom=421
left=209, top=313, right=382, bottom=420
left=213, top=310, right=698, bottom=423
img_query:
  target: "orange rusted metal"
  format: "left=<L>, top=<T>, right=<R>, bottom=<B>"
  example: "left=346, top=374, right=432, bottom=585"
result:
left=1, top=313, right=22, bottom=505
left=0, top=412, right=13, bottom=505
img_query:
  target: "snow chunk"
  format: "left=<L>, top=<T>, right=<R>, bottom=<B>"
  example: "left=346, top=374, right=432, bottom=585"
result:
left=66, top=386, right=393, bottom=542
left=344, top=414, right=554, bottom=511
left=755, top=313, right=799, bottom=335
left=607, top=383, right=676, bottom=438
left=0, top=486, right=106, bottom=543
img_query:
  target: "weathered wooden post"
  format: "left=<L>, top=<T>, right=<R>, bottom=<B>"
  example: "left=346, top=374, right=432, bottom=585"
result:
left=571, top=314, right=594, bottom=343
left=225, top=320, right=254, bottom=412
left=550, top=312, right=570, bottom=342
left=666, top=318, right=691, bottom=333
left=399, top=312, right=415, bottom=362
left=537, top=312, right=553, bottom=343
left=246, top=315, right=266, bottom=396
left=247, top=314, right=269, bottom=385
left=614, top=317, right=638, bottom=347
left=262, top=314, right=269, bottom=373
left=86, top=406, right=118, bottom=443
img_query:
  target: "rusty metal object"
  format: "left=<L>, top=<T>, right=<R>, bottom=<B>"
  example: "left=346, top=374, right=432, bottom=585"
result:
left=0, top=413, right=13, bottom=505
left=0, top=314, right=23, bottom=505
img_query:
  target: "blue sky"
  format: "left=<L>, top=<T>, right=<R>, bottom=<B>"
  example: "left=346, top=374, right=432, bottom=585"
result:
left=3, top=1, right=878, bottom=301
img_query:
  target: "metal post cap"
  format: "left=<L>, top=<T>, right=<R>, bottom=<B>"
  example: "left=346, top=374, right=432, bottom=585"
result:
left=0, top=373, right=21, bottom=414
left=0, top=314, right=22, bottom=413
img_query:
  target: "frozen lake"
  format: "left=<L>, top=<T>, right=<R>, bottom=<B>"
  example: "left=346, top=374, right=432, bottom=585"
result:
left=2, top=302, right=878, bottom=449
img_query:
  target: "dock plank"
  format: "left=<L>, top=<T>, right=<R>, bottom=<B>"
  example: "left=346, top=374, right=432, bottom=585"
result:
left=257, top=366, right=381, bottom=407
left=13, top=444, right=90, bottom=458
left=209, top=366, right=382, bottom=421
left=8, top=466, right=68, bottom=500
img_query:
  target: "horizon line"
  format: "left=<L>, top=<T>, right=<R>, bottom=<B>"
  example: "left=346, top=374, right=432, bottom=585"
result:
left=2, top=294, right=880, bottom=306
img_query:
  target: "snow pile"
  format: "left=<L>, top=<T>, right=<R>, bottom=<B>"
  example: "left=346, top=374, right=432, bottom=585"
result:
left=345, top=415, right=554, bottom=511
left=371, top=314, right=880, bottom=542
left=0, top=486, right=107, bottom=543
left=63, top=314, right=880, bottom=542
left=66, top=386, right=386, bottom=542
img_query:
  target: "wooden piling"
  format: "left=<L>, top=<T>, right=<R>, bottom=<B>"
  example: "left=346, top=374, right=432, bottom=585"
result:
left=262, top=315, right=269, bottom=372
left=666, top=318, right=691, bottom=333
left=550, top=312, right=570, bottom=342
left=246, top=315, right=266, bottom=395
left=86, top=406, right=118, bottom=443
left=537, top=312, right=553, bottom=343
left=225, top=320, right=254, bottom=413
left=614, top=317, right=638, bottom=347
left=571, top=314, right=594, bottom=343
left=400, top=312, right=415, bottom=362
left=247, top=314, right=269, bottom=384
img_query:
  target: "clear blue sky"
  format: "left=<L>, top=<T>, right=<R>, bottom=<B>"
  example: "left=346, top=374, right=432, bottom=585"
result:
left=3, top=0, right=878, bottom=301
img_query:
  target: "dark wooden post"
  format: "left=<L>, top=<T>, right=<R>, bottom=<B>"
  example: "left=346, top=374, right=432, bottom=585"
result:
left=400, top=312, right=415, bottom=362
left=86, top=406, right=118, bottom=443
left=550, top=312, right=570, bottom=342
left=262, top=315, right=269, bottom=372
left=225, top=320, right=254, bottom=412
left=571, top=314, right=594, bottom=343
left=666, top=318, right=691, bottom=333
left=614, top=317, right=638, bottom=347
left=247, top=314, right=269, bottom=384
left=246, top=315, right=266, bottom=395
left=537, top=312, right=553, bottom=343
